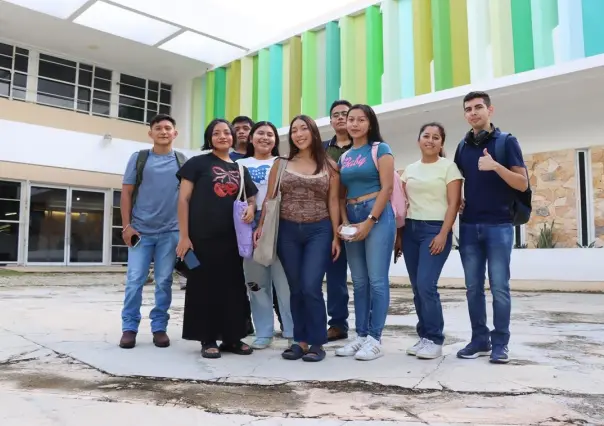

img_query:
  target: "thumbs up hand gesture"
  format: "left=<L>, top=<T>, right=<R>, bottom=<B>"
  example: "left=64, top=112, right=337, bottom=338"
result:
left=478, top=148, right=499, bottom=171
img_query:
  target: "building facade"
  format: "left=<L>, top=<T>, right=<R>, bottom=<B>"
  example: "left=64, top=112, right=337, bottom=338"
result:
left=2, top=0, right=604, bottom=283
left=0, top=39, right=199, bottom=266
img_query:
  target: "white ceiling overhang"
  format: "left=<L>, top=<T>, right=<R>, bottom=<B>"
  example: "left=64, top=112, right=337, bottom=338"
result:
left=3, top=0, right=374, bottom=67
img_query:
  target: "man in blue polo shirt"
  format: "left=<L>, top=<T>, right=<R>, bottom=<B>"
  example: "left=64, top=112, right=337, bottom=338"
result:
left=454, top=91, right=528, bottom=364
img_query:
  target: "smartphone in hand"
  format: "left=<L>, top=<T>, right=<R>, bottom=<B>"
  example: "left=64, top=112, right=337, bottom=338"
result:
left=131, top=234, right=141, bottom=247
left=182, top=249, right=201, bottom=269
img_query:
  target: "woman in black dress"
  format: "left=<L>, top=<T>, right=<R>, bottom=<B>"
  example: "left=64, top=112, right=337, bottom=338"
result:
left=176, top=119, right=258, bottom=359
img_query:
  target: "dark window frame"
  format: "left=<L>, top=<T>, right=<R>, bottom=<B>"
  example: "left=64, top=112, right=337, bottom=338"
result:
left=0, top=180, right=23, bottom=264
left=0, top=42, right=29, bottom=101
left=111, top=190, right=127, bottom=264
left=117, top=74, right=172, bottom=124
left=577, top=150, right=590, bottom=246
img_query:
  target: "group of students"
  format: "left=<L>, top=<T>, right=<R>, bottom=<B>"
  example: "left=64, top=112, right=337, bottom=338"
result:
left=118, top=90, right=528, bottom=365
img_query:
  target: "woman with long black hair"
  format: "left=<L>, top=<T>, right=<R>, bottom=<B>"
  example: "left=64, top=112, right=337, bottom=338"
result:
left=176, top=119, right=258, bottom=359
left=237, top=121, right=294, bottom=349
left=335, top=104, right=396, bottom=361
left=255, top=115, right=341, bottom=362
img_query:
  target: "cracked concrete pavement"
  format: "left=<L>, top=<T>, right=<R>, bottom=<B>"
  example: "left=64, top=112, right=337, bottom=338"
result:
left=0, top=273, right=603, bottom=425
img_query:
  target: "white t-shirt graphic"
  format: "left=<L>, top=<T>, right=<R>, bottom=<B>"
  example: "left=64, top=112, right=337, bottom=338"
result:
left=236, top=157, right=277, bottom=210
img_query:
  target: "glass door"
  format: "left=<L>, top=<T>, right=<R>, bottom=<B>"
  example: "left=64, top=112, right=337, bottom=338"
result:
left=68, top=189, right=105, bottom=264
left=27, top=186, right=68, bottom=263
left=27, top=185, right=106, bottom=265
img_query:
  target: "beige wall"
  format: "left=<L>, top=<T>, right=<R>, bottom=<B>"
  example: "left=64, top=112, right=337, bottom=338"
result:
left=1, top=161, right=123, bottom=189
left=0, top=98, right=150, bottom=144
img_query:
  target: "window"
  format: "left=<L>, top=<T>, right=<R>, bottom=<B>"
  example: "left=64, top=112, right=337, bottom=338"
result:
left=118, top=74, right=171, bottom=124
left=0, top=181, right=22, bottom=263
left=576, top=150, right=594, bottom=246
left=111, top=190, right=128, bottom=264
left=0, top=42, right=28, bottom=100
left=76, top=64, right=112, bottom=116
left=37, top=53, right=114, bottom=114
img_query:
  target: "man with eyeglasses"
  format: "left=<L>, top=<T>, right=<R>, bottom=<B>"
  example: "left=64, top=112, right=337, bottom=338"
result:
left=322, top=99, right=353, bottom=342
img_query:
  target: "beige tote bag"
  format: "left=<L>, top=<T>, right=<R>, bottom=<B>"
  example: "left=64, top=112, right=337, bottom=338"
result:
left=253, top=159, right=288, bottom=267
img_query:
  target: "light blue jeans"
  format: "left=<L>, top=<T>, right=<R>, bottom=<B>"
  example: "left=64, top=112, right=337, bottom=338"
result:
left=345, top=198, right=396, bottom=341
left=244, top=211, right=294, bottom=339
left=121, top=231, right=179, bottom=333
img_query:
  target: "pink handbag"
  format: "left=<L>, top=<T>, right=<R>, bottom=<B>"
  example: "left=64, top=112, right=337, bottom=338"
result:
left=369, top=143, right=407, bottom=228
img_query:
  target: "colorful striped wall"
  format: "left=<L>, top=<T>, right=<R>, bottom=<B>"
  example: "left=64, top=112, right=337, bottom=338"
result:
left=190, top=0, right=604, bottom=148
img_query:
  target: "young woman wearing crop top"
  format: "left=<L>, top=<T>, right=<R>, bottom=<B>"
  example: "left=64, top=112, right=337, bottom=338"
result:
left=335, top=104, right=396, bottom=361
left=255, top=115, right=341, bottom=363
left=394, top=123, right=462, bottom=360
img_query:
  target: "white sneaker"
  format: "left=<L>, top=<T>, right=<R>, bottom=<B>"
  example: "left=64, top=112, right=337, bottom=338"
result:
left=335, top=336, right=367, bottom=357
left=354, top=336, right=384, bottom=361
left=406, top=338, right=426, bottom=356
left=416, top=339, right=443, bottom=359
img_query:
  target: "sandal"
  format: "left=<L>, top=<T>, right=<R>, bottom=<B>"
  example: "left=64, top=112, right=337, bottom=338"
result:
left=302, top=345, right=326, bottom=362
left=281, top=343, right=306, bottom=360
left=201, top=342, right=221, bottom=359
left=219, top=341, right=253, bottom=355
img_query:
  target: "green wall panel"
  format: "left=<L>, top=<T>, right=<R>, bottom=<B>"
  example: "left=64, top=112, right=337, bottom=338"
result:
left=252, top=55, right=259, bottom=122
left=301, top=31, right=318, bottom=118
left=431, top=0, right=453, bottom=91
left=582, top=0, right=604, bottom=57
left=213, top=67, right=226, bottom=119
left=204, top=71, right=215, bottom=128
left=510, top=0, right=535, bottom=73
left=366, top=5, right=384, bottom=105
left=257, top=49, right=270, bottom=121
left=325, top=21, right=341, bottom=113
left=531, top=0, right=558, bottom=68
left=268, top=44, right=283, bottom=127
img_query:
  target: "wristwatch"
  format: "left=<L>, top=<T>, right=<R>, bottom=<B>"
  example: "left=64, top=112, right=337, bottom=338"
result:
left=368, top=214, right=379, bottom=224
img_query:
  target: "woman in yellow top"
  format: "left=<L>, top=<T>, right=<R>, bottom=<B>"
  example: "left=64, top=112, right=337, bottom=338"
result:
left=394, top=122, right=463, bottom=360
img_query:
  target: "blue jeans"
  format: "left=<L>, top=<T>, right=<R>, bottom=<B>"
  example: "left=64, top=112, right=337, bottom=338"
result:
left=402, top=219, right=452, bottom=345
left=459, top=223, right=513, bottom=346
left=244, top=211, right=294, bottom=339
left=277, top=218, right=333, bottom=346
left=345, top=199, right=395, bottom=341
left=326, top=244, right=349, bottom=331
left=121, top=231, right=178, bottom=333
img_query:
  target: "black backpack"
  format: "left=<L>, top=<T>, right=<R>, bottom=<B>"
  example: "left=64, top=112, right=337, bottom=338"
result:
left=456, top=132, right=532, bottom=226
left=131, top=149, right=187, bottom=207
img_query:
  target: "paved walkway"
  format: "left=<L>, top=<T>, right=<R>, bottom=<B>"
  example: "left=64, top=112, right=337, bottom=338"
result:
left=0, top=274, right=602, bottom=425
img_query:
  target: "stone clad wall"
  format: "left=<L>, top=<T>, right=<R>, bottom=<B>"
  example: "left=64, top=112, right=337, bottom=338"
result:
left=591, top=147, right=604, bottom=245
left=523, top=150, right=578, bottom=248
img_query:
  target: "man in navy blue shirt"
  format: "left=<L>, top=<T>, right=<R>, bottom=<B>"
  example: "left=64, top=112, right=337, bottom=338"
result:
left=453, top=91, right=528, bottom=364
left=230, top=116, right=254, bottom=161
